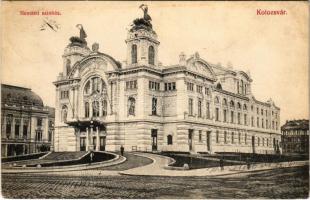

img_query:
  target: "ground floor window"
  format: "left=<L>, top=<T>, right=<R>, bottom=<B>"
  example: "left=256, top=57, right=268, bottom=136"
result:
left=167, top=135, right=173, bottom=145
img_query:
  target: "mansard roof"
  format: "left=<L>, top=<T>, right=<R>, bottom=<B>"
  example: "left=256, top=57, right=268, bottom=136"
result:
left=1, top=84, right=44, bottom=108
left=281, top=120, right=309, bottom=131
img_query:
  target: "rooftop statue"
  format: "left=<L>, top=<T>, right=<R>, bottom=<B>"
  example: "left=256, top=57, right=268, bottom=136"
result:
left=69, top=24, right=87, bottom=46
left=131, top=4, right=153, bottom=31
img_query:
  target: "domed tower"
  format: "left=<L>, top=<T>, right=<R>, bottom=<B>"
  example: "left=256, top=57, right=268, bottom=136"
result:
left=62, top=24, right=91, bottom=77
left=125, top=5, right=160, bottom=68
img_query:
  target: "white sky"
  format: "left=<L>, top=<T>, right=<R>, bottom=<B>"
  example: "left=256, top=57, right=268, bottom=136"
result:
left=1, top=1, right=309, bottom=126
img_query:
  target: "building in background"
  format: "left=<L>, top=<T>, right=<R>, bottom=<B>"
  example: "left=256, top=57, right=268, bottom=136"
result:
left=53, top=6, right=281, bottom=154
left=281, top=119, right=309, bottom=155
left=1, top=84, right=55, bottom=157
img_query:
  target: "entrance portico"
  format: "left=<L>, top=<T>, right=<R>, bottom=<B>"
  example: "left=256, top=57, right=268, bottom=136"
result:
left=67, top=119, right=106, bottom=151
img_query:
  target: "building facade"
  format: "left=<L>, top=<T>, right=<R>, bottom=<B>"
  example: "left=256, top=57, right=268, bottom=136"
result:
left=53, top=7, right=281, bottom=154
left=1, top=84, right=55, bottom=157
left=281, top=120, right=309, bottom=155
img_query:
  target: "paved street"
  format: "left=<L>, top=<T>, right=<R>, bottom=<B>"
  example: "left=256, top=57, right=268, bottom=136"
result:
left=2, top=165, right=308, bottom=199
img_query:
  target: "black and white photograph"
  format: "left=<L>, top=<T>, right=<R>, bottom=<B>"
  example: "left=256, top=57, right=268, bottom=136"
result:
left=1, top=1, right=309, bottom=199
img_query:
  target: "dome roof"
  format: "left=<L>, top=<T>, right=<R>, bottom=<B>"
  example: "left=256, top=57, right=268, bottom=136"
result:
left=1, top=84, right=44, bottom=108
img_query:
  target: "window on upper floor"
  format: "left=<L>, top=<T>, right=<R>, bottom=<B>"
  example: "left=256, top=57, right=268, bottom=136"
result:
left=215, top=107, right=219, bottom=121
left=205, top=87, right=210, bottom=96
left=231, top=132, right=234, bottom=144
left=237, top=102, right=241, bottom=109
left=152, top=97, right=158, bottom=115
left=206, top=102, right=211, bottom=119
left=223, top=109, right=227, bottom=122
left=92, top=101, right=99, bottom=117
left=223, top=98, right=228, bottom=106
left=245, top=133, right=247, bottom=144
left=165, top=82, right=176, bottom=91
left=60, top=90, right=69, bottom=99
left=231, top=111, right=234, bottom=123
left=261, top=109, right=263, bottom=115
left=244, top=114, right=247, bottom=125
left=238, top=113, right=241, bottom=124
left=37, top=118, right=42, bottom=126
left=199, top=130, right=202, bottom=142
left=230, top=100, right=235, bottom=109
left=102, top=100, right=107, bottom=117
left=85, top=102, right=89, bottom=118
left=224, top=131, right=227, bottom=143
left=257, top=117, right=260, bottom=127
left=198, top=99, right=202, bottom=118
left=149, top=81, right=160, bottom=91
left=216, top=83, right=222, bottom=90
left=196, top=85, right=203, bottom=94
left=132, top=44, right=137, bottom=64
left=216, top=131, right=219, bottom=143
left=214, top=96, right=220, bottom=104
left=188, top=98, right=193, bottom=116
left=126, top=80, right=137, bottom=90
left=243, top=104, right=247, bottom=111
left=238, top=132, right=241, bottom=144
left=187, top=82, right=194, bottom=91
left=251, top=116, right=254, bottom=127
left=148, top=46, right=155, bottom=65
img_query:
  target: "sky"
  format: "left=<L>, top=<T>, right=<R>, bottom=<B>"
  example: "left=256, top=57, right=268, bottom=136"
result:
left=1, top=1, right=309, bottom=126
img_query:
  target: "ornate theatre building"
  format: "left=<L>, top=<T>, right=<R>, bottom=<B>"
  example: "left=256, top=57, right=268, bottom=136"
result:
left=54, top=6, right=281, bottom=154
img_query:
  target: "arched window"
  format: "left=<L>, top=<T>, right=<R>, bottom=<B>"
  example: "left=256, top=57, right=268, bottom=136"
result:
left=230, top=100, right=235, bottom=108
left=237, top=102, right=241, bottom=109
left=84, top=81, right=90, bottom=95
left=152, top=97, right=157, bottom=115
left=102, top=100, right=107, bottom=116
left=241, top=80, right=244, bottom=95
left=66, top=59, right=71, bottom=75
left=132, top=44, right=137, bottom=64
left=243, top=104, right=247, bottom=110
left=214, top=96, right=220, bottom=104
left=93, top=101, right=99, bottom=117
left=237, top=81, right=240, bottom=94
left=128, top=97, right=136, bottom=116
left=223, top=98, right=227, bottom=106
left=216, top=83, right=222, bottom=90
left=85, top=102, right=89, bottom=118
left=61, top=105, right=68, bottom=122
left=148, top=46, right=155, bottom=65
left=167, top=135, right=173, bottom=145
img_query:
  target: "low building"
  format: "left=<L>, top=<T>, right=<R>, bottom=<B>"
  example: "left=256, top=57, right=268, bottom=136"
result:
left=1, top=84, right=55, bottom=157
left=281, top=119, right=309, bottom=154
left=53, top=6, right=281, bottom=154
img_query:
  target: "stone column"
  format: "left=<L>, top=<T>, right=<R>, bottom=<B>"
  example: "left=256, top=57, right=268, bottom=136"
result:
left=96, top=127, right=100, bottom=151
left=89, top=126, right=94, bottom=151
left=86, top=127, right=89, bottom=151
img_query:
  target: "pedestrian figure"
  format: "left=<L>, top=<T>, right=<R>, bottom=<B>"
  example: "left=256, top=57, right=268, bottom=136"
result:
left=89, top=151, right=94, bottom=165
left=220, top=158, right=224, bottom=171
left=120, top=145, right=124, bottom=156
left=246, top=157, right=251, bottom=170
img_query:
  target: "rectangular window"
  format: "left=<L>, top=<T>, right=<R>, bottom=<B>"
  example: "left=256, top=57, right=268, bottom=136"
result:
left=15, top=124, right=20, bottom=138
left=238, top=113, right=241, bottom=124
left=223, top=109, right=227, bottom=122
left=231, top=132, right=234, bottom=144
left=165, top=82, right=176, bottom=91
left=215, top=108, right=219, bottom=121
left=152, top=98, right=157, bottom=115
left=23, top=124, right=28, bottom=138
left=149, top=81, right=160, bottom=91
left=199, top=130, right=202, bottom=142
left=187, top=82, right=194, bottom=91
left=224, top=131, right=227, bottom=144
left=244, top=114, right=247, bottom=125
left=262, top=119, right=264, bottom=128
left=257, top=117, right=259, bottom=127
left=206, top=102, right=210, bottom=119
left=266, top=120, right=268, bottom=129
left=60, top=90, right=69, bottom=99
left=198, top=99, right=202, bottom=118
left=230, top=111, right=234, bottom=123
left=251, top=116, right=254, bottom=127
left=126, top=80, right=137, bottom=90
left=37, top=118, right=42, bottom=126
left=196, top=85, right=203, bottom=94
left=245, top=133, right=247, bottom=144
left=216, top=131, right=219, bottom=143
left=188, top=98, right=193, bottom=116
left=205, top=87, right=210, bottom=96
left=238, top=132, right=241, bottom=144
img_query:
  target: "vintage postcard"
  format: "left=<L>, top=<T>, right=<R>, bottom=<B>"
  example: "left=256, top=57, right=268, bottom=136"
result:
left=1, top=1, right=309, bottom=199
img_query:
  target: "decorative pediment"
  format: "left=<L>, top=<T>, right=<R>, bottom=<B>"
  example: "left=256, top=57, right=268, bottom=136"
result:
left=186, top=58, right=217, bottom=81
left=68, top=54, right=120, bottom=78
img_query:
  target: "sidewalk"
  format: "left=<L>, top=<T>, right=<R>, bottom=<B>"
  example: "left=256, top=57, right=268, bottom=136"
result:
left=120, top=153, right=309, bottom=177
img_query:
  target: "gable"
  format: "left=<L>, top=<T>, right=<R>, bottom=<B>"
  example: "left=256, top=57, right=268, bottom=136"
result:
left=186, top=59, right=216, bottom=81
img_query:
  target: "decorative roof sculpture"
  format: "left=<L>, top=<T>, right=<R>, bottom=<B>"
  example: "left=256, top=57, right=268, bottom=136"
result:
left=131, top=4, right=153, bottom=32
left=69, top=24, right=88, bottom=47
